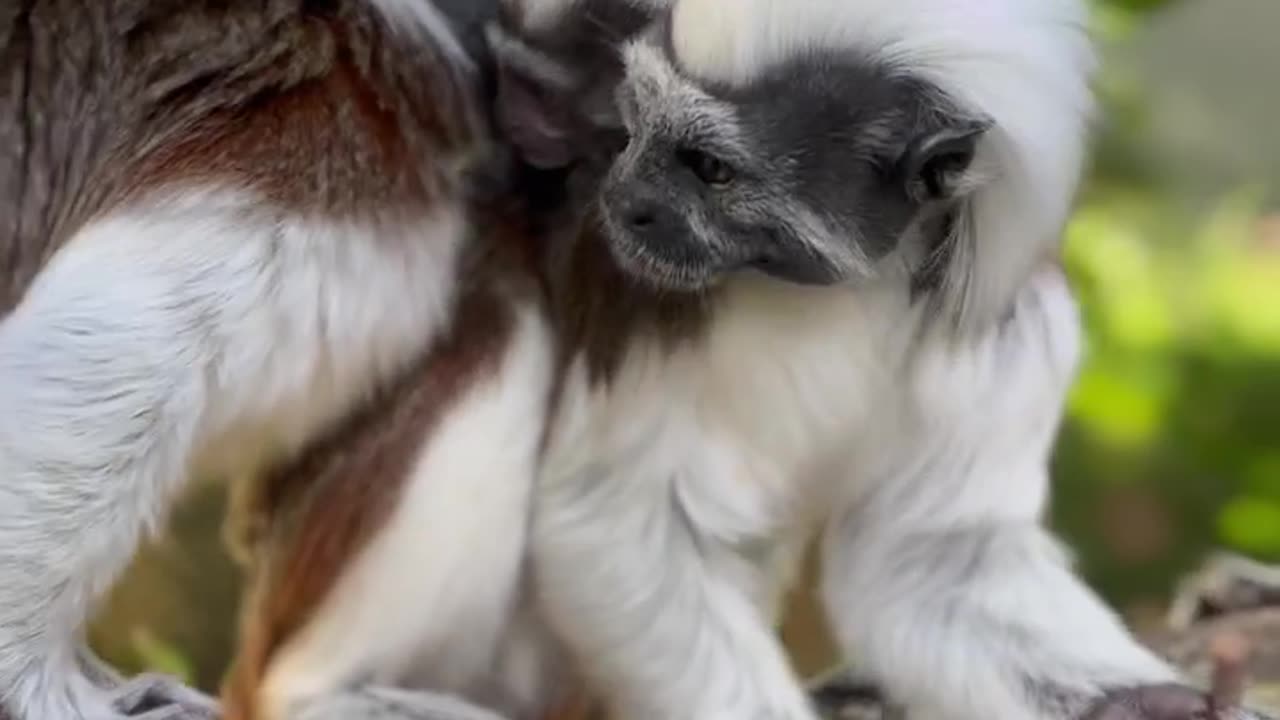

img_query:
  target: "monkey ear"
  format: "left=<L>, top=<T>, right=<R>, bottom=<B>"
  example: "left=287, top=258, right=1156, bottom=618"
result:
left=899, top=115, right=993, bottom=203
left=486, top=25, right=579, bottom=169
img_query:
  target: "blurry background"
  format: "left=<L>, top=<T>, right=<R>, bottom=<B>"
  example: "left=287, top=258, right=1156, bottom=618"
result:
left=89, top=0, right=1280, bottom=692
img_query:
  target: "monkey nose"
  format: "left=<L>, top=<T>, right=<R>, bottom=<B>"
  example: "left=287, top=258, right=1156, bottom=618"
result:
left=619, top=199, right=660, bottom=231
left=627, top=209, right=657, bottom=229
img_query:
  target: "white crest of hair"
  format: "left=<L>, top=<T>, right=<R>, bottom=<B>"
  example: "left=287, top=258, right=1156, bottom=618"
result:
left=668, top=0, right=1099, bottom=336
left=368, top=0, right=475, bottom=73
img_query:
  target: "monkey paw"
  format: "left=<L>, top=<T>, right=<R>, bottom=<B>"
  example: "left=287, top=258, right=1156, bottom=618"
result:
left=807, top=671, right=906, bottom=720
left=1079, top=683, right=1273, bottom=720
left=75, top=643, right=126, bottom=690
left=106, top=673, right=220, bottom=720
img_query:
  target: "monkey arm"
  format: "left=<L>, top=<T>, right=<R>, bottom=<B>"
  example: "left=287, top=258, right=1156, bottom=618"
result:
left=817, top=270, right=1270, bottom=720
left=532, top=464, right=818, bottom=720
left=820, top=515, right=1178, bottom=718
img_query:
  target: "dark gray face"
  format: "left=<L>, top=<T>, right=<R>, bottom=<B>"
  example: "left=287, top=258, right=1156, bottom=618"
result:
left=600, top=38, right=991, bottom=292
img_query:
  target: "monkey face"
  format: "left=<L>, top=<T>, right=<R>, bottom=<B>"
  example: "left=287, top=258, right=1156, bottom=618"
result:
left=597, top=33, right=991, bottom=294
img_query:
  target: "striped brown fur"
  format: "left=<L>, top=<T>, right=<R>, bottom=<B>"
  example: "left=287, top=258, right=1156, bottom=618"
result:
left=1, top=0, right=486, bottom=315
left=209, top=1, right=711, bottom=717
left=222, top=294, right=513, bottom=719
left=213, top=157, right=670, bottom=718
left=220, top=208, right=539, bottom=718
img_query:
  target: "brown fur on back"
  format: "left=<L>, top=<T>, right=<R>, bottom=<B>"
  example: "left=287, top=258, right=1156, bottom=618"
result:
left=0, top=0, right=486, bottom=314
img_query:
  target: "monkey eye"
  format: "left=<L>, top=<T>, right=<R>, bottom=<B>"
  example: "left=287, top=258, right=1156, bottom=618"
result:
left=677, top=147, right=735, bottom=186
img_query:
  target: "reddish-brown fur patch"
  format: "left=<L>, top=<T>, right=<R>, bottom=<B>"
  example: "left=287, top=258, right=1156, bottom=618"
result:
left=2, top=0, right=485, bottom=314
left=219, top=189, right=558, bottom=718
left=222, top=282, right=518, bottom=720
left=121, top=9, right=476, bottom=215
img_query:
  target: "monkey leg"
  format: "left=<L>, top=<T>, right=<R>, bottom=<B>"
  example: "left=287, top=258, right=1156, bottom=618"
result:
left=221, top=305, right=562, bottom=720
left=0, top=211, right=232, bottom=718
left=814, top=274, right=1280, bottom=720
left=0, top=188, right=457, bottom=720
left=533, top=470, right=818, bottom=719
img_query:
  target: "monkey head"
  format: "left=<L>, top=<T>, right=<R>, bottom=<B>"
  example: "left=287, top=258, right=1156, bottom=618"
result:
left=597, top=0, right=1096, bottom=328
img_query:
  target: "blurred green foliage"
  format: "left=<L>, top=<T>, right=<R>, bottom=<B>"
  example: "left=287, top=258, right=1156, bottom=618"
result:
left=92, top=0, right=1279, bottom=690
left=1052, top=0, right=1280, bottom=616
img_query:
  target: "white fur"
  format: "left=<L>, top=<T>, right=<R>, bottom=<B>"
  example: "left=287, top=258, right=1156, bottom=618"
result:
left=260, top=306, right=559, bottom=720
left=0, top=185, right=465, bottom=718
left=661, top=0, right=1097, bottom=334
left=819, top=269, right=1176, bottom=720
left=535, top=278, right=898, bottom=720
left=534, top=265, right=1179, bottom=720
left=371, top=0, right=475, bottom=73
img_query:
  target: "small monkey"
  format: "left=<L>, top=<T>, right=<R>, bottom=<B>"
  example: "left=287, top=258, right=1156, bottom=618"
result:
left=0, top=1, right=508, bottom=718
left=485, top=0, right=1280, bottom=719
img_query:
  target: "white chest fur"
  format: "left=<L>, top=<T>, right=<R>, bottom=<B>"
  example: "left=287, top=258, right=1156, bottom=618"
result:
left=539, top=266, right=1081, bottom=621
left=538, top=279, right=896, bottom=615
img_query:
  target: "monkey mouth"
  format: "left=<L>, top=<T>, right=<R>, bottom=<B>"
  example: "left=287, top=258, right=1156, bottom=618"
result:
left=600, top=211, right=848, bottom=293
left=598, top=216, right=727, bottom=294
left=607, top=234, right=724, bottom=293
